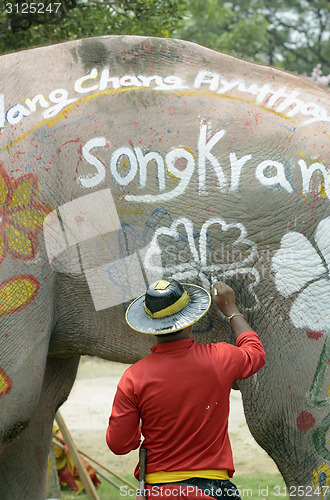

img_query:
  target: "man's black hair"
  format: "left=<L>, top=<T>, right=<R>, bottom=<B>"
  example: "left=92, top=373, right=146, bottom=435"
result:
left=155, top=329, right=183, bottom=338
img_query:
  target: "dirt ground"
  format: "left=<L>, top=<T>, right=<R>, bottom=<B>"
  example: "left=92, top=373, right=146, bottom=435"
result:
left=59, top=356, right=279, bottom=479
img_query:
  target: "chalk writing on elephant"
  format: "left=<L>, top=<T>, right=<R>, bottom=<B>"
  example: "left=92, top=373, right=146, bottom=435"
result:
left=78, top=123, right=330, bottom=201
left=1, top=69, right=329, bottom=129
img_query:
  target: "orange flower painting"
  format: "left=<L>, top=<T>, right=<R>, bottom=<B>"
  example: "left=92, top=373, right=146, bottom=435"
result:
left=0, top=164, right=48, bottom=263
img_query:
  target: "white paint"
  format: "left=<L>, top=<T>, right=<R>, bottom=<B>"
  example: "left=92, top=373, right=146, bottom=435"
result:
left=0, top=94, right=4, bottom=128
left=79, top=137, right=107, bottom=188
left=194, top=71, right=221, bottom=92
left=199, top=217, right=256, bottom=268
left=42, top=89, right=77, bottom=119
left=119, top=75, right=142, bottom=87
left=99, top=67, right=120, bottom=91
left=229, top=152, right=252, bottom=191
left=314, top=216, right=330, bottom=272
left=272, top=217, right=330, bottom=331
left=144, top=216, right=260, bottom=310
left=138, top=75, right=164, bottom=87
left=274, top=89, right=303, bottom=115
left=193, top=70, right=330, bottom=126
left=134, top=148, right=165, bottom=191
left=110, top=147, right=138, bottom=186
left=125, top=147, right=195, bottom=203
left=298, top=159, right=330, bottom=198
left=290, top=279, right=330, bottom=330
left=216, top=77, right=241, bottom=95
left=272, top=232, right=325, bottom=297
left=79, top=122, right=328, bottom=201
left=255, top=160, right=293, bottom=192
left=152, top=76, right=188, bottom=91
left=24, top=94, right=50, bottom=113
left=255, top=84, right=271, bottom=105
left=74, top=68, right=99, bottom=94
left=236, top=82, right=259, bottom=95
left=198, top=123, right=227, bottom=195
left=6, top=103, right=31, bottom=125
left=3, top=65, right=329, bottom=128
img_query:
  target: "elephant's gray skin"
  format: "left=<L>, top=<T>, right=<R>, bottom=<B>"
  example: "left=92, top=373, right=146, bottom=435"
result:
left=0, top=35, right=329, bottom=499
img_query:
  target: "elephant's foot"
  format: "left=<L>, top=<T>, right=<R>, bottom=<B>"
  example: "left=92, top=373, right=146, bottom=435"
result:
left=0, top=355, right=79, bottom=500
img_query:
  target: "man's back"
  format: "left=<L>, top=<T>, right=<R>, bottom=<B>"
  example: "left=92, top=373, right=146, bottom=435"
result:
left=107, top=331, right=265, bottom=479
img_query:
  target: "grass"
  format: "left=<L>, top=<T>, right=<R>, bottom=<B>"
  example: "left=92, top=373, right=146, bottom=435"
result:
left=59, top=472, right=137, bottom=499
left=59, top=472, right=289, bottom=499
left=235, top=474, right=289, bottom=499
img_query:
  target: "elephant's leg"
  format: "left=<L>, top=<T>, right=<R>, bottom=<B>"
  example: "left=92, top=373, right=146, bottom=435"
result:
left=0, top=355, right=79, bottom=500
left=239, top=328, right=330, bottom=500
left=0, top=262, right=56, bottom=450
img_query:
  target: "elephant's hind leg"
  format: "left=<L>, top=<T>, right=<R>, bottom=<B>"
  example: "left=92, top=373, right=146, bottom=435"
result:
left=0, top=355, right=79, bottom=500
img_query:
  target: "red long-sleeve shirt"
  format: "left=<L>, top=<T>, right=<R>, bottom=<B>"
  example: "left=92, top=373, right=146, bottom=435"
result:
left=106, top=331, right=265, bottom=480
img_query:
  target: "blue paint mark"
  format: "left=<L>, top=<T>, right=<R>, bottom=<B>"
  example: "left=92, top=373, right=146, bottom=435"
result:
left=281, top=125, right=296, bottom=132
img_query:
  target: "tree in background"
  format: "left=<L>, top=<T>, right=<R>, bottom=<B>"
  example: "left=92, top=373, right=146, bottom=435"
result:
left=179, top=0, right=330, bottom=77
left=0, top=0, right=187, bottom=54
left=1, top=0, right=329, bottom=82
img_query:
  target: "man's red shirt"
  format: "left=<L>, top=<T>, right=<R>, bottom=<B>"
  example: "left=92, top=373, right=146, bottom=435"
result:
left=106, top=331, right=265, bottom=479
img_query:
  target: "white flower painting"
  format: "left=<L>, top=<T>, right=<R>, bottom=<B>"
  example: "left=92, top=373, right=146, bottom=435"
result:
left=144, top=216, right=260, bottom=309
left=272, top=217, right=330, bottom=331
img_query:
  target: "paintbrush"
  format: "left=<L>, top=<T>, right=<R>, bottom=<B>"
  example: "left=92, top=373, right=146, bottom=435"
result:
left=211, top=276, right=218, bottom=296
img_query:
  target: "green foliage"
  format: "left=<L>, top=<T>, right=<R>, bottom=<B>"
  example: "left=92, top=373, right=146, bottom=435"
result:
left=1, top=0, right=329, bottom=76
left=179, top=0, right=330, bottom=74
left=0, top=0, right=187, bottom=54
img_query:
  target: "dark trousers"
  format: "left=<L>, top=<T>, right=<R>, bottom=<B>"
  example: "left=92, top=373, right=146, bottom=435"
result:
left=184, top=478, right=241, bottom=499
left=146, top=478, right=242, bottom=499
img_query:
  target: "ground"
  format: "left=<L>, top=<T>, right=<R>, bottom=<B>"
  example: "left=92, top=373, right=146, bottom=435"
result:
left=58, top=356, right=279, bottom=479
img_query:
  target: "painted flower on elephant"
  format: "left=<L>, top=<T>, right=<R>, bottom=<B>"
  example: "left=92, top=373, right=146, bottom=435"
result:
left=272, top=217, right=330, bottom=331
left=0, top=275, right=39, bottom=316
left=143, top=215, right=260, bottom=309
left=0, top=165, right=48, bottom=263
left=0, top=366, right=12, bottom=396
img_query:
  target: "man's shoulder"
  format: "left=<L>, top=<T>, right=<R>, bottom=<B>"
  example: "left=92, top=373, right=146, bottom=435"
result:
left=193, top=340, right=235, bottom=351
left=125, top=352, right=154, bottom=374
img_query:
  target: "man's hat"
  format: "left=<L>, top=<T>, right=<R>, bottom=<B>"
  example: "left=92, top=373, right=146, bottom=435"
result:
left=125, top=279, right=211, bottom=335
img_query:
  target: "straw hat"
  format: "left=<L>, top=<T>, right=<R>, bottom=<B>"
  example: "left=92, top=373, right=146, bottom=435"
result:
left=125, top=279, right=211, bottom=334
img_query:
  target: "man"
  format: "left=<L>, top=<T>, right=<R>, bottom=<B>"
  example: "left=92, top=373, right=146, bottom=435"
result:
left=106, top=279, right=265, bottom=499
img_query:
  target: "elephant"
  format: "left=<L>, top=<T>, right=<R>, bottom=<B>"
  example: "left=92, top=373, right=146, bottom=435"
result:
left=0, top=34, right=329, bottom=500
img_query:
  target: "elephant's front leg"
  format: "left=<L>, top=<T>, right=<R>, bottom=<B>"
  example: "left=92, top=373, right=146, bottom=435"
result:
left=0, top=355, right=79, bottom=500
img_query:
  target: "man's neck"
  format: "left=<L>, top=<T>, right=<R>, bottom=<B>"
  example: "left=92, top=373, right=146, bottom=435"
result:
left=156, top=331, right=191, bottom=344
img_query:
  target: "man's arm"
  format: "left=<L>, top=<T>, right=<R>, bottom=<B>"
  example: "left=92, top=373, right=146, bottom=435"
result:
left=106, top=383, right=141, bottom=455
left=211, top=281, right=254, bottom=338
left=212, top=281, right=266, bottom=379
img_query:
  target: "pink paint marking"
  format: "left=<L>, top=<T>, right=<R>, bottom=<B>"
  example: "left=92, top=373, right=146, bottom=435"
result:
left=296, top=411, right=315, bottom=431
left=307, top=330, right=324, bottom=340
left=56, top=137, right=80, bottom=153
